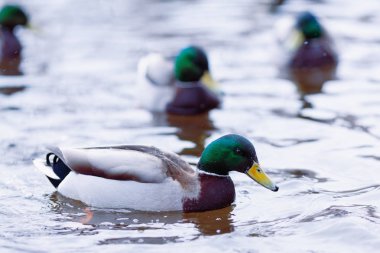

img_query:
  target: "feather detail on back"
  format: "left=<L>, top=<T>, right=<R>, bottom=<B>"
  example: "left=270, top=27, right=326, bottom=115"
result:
left=46, top=145, right=197, bottom=189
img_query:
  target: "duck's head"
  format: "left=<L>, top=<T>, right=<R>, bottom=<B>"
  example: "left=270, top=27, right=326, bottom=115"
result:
left=0, top=5, right=29, bottom=29
left=198, top=134, right=279, bottom=192
left=175, top=46, right=219, bottom=91
left=295, top=11, right=323, bottom=39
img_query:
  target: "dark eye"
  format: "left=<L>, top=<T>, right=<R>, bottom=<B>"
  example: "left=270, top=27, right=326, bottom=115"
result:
left=234, top=148, right=243, bottom=155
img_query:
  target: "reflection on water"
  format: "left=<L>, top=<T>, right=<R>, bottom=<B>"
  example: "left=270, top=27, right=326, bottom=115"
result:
left=299, top=96, right=314, bottom=109
left=99, top=236, right=181, bottom=245
left=183, top=206, right=234, bottom=235
left=276, top=168, right=328, bottom=183
left=360, top=155, right=380, bottom=161
left=319, top=185, right=380, bottom=199
left=152, top=112, right=216, bottom=156
left=256, top=136, right=319, bottom=148
left=49, top=192, right=234, bottom=240
left=299, top=204, right=380, bottom=223
left=0, top=85, right=27, bottom=95
left=166, top=113, right=216, bottom=156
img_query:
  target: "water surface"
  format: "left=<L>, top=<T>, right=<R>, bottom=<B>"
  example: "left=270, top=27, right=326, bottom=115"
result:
left=1, top=0, right=380, bottom=252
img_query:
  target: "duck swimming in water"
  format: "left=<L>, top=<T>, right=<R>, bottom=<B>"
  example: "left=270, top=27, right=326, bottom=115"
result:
left=0, top=5, right=29, bottom=75
left=281, top=11, right=338, bottom=94
left=34, top=134, right=278, bottom=212
left=136, top=46, right=221, bottom=114
left=166, top=46, right=221, bottom=115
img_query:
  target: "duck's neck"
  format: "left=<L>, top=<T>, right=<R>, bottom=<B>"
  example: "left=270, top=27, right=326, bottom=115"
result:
left=1, top=25, right=15, bottom=33
left=183, top=173, right=235, bottom=212
left=175, top=80, right=201, bottom=87
left=197, top=158, right=229, bottom=176
left=197, top=169, right=229, bottom=177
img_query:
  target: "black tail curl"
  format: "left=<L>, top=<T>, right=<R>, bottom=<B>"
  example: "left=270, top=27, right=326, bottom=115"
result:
left=45, top=153, right=71, bottom=188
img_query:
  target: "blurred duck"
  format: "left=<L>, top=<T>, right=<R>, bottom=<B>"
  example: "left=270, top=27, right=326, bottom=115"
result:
left=0, top=5, right=29, bottom=75
left=282, top=11, right=338, bottom=94
left=136, top=46, right=221, bottom=114
left=34, top=134, right=278, bottom=211
left=136, top=53, right=175, bottom=112
left=167, top=46, right=221, bottom=115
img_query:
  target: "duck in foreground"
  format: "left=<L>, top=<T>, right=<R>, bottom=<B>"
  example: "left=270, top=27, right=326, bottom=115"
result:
left=0, top=5, right=29, bottom=75
left=34, top=134, right=278, bottom=212
left=136, top=46, right=221, bottom=114
left=283, top=11, right=338, bottom=95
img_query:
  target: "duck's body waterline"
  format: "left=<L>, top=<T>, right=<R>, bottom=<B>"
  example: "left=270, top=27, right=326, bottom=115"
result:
left=54, top=171, right=235, bottom=212
left=280, top=11, right=338, bottom=94
left=34, top=134, right=278, bottom=212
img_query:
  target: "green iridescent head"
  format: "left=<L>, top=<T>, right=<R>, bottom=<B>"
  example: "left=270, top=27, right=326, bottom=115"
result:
left=296, top=11, right=323, bottom=39
left=174, top=46, right=209, bottom=82
left=198, top=134, right=279, bottom=192
left=0, top=5, right=28, bottom=28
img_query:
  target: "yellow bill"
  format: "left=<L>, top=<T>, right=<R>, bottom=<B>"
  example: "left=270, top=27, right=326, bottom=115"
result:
left=286, top=29, right=304, bottom=51
left=246, top=162, right=279, bottom=192
left=25, top=23, right=41, bottom=33
left=200, top=71, right=221, bottom=95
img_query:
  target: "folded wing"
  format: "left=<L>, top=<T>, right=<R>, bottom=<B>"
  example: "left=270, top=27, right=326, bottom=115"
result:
left=44, top=145, right=195, bottom=184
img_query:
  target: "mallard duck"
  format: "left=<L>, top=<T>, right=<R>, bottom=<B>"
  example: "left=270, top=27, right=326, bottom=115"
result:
left=136, top=46, right=221, bottom=114
left=0, top=5, right=29, bottom=75
left=283, top=11, right=338, bottom=94
left=166, top=46, right=221, bottom=115
left=34, top=134, right=278, bottom=212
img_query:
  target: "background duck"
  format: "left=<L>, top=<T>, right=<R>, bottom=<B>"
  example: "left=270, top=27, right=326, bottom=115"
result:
left=0, top=5, right=29, bottom=75
left=136, top=45, right=221, bottom=114
left=34, top=134, right=278, bottom=212
left=136, top=53, right=175, bottom=112
left=166, top=46, right=221, bottom=115
left=281, top=11, right=338, bottom=95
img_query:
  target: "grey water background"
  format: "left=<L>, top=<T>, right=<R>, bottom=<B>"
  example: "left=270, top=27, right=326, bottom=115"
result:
left=1, top=0, right=380, bottom=252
